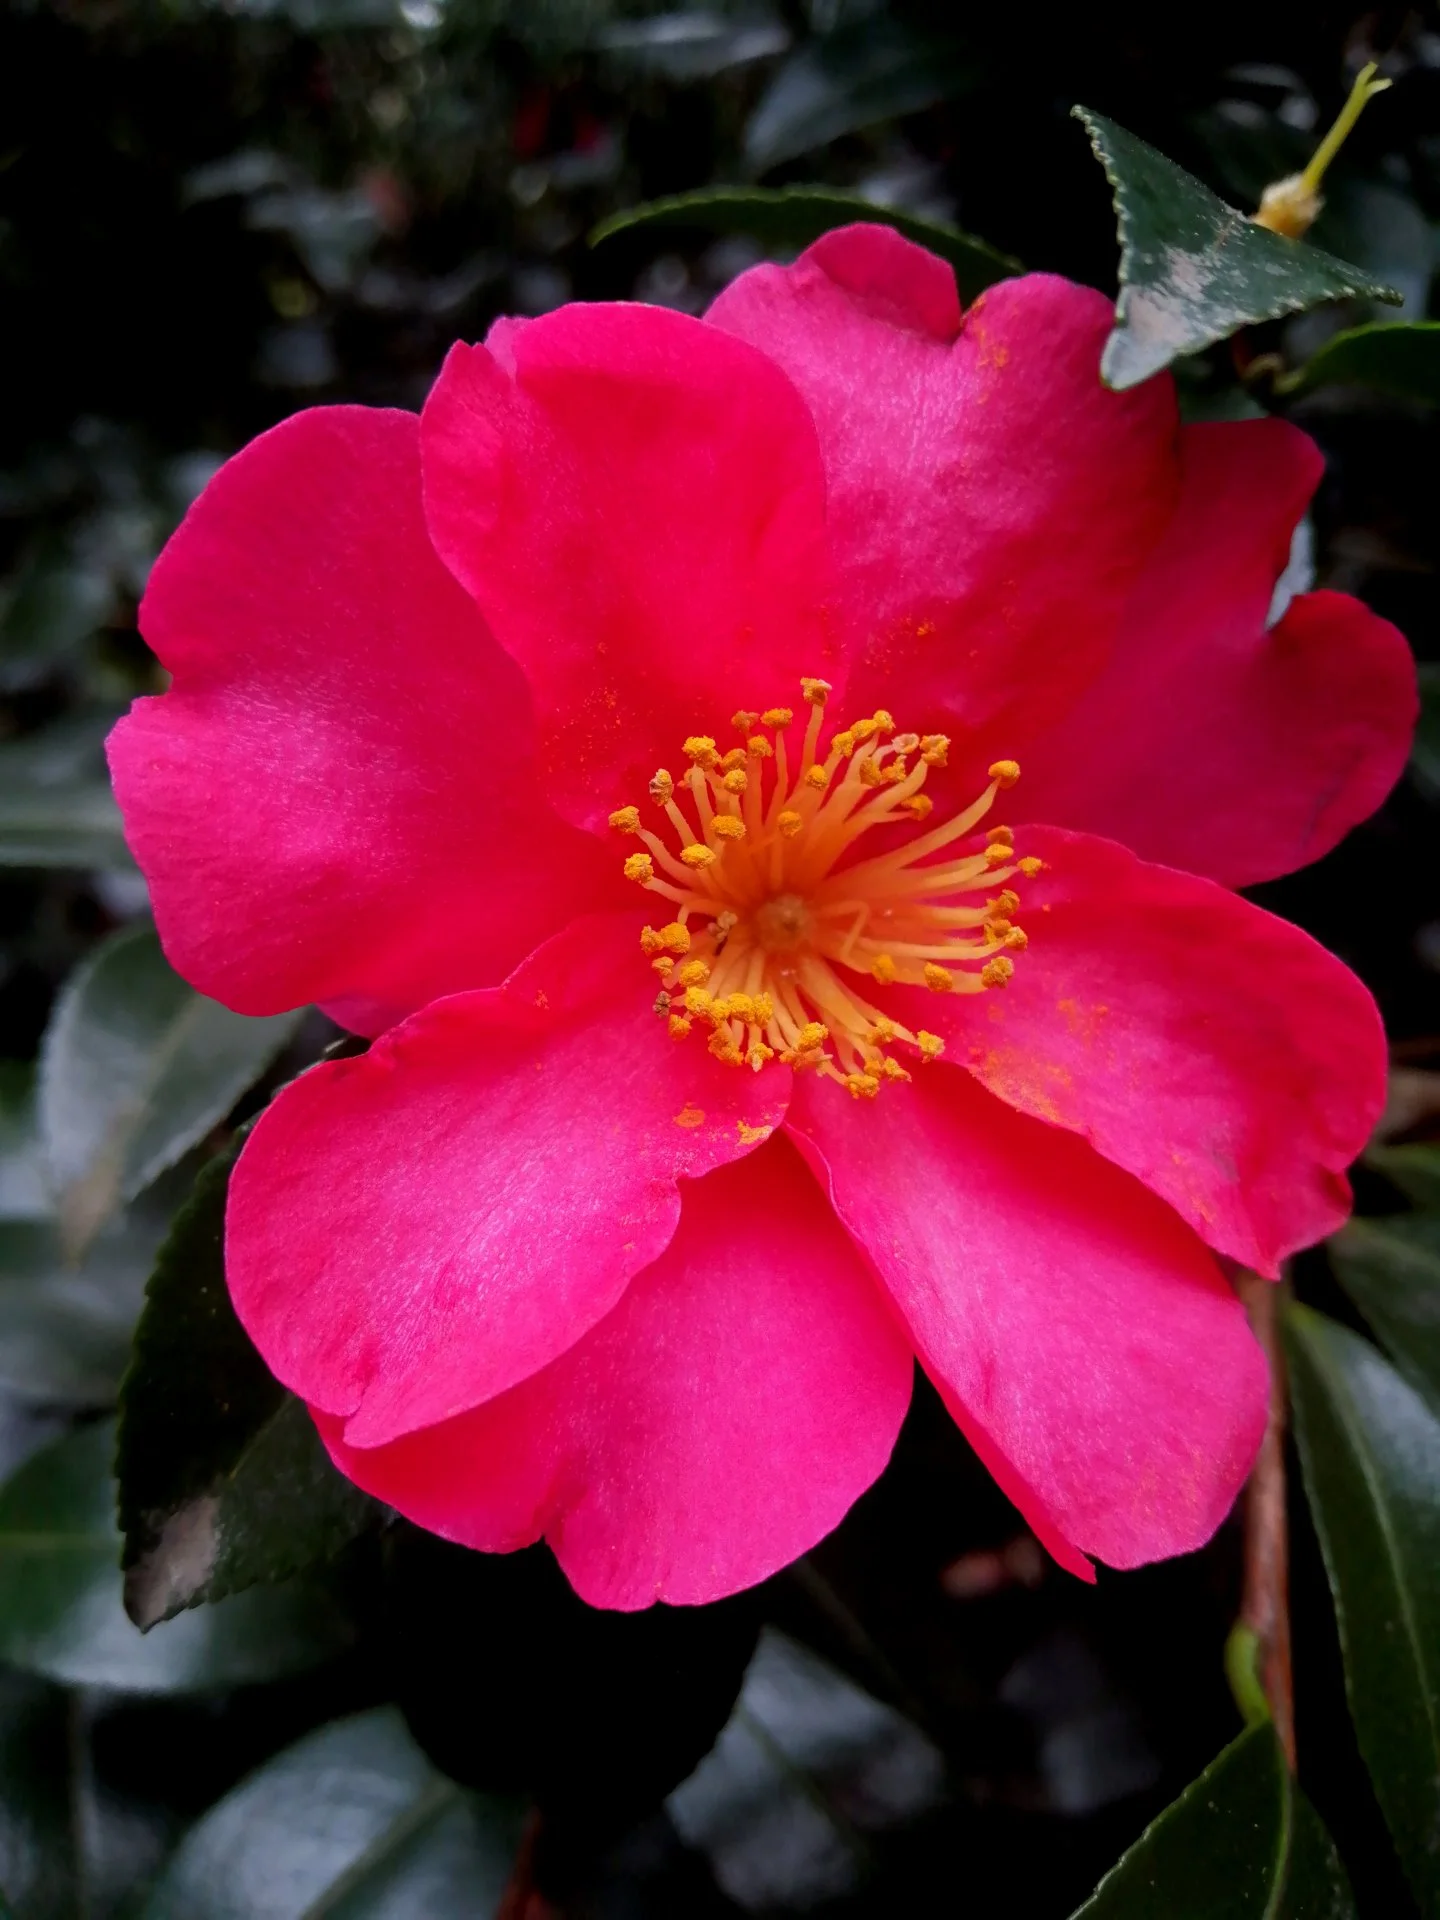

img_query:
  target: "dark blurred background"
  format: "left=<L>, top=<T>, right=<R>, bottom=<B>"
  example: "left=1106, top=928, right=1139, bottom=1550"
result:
left=0, top=2, right=1435, bottom=1915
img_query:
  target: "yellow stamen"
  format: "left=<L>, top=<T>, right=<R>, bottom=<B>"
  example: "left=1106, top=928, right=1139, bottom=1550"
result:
left=611, top=675, right=1040, bottom=1097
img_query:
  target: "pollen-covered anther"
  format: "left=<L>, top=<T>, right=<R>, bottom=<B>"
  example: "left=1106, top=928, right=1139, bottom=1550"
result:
left=984, top=841, right=1013, bottom=868
left=1016, top=856, right=1048, bottom=877
left=746, top=1042, right=775, bottom=1070
left=899, top=794, right=933, bottom=820
left=677, top=959, right=710, bottom=988
left=923, top=963, right=956, bottom=994
left=777, top=809, right=804, bottom=838
left=681, top=843, right=717, bottom=869
left=991, top=889, right=1020, bottom=917
left=917, top=1031, right=944, bottom=1062
left=683, top=986, right=714, bottom=1017
left=872, top=954, right=898, bottom=985
left=732, top=709, right=759, bottom=734
left=712, top=815, right=746, bottom=841
left=804, top=765, right=830, bottom=792
left=640, top=921, right=690, bottom=957
left=986, top=824, right=1014, bottom=847
left=746, top=734, right=774, bottom=760
left=761, top=706, right=793, bottom=728
left=1002, top=927, right=1028, bottom=951
left=988, top=759, right=1022, bottom=789
left=623, top=852, right=654, bottom=883
left=683, top=736, right=719, bottom=768
left=649, top=769, right=674, bottom=804
left=796, top=1022, right=828, bottom=1051
left=981, top=955, right=1016, bottom=988
left=800, top=677, right=832, bottom=706
left=844, top=1072, right=881, bottom=1101
left=667, top=1012, right=692, bottom=1040
left=920, top=734, right=950, bottom=766
left=722, top=768, right=748, bottom=794
left=608, top=805, right=640, bottom=833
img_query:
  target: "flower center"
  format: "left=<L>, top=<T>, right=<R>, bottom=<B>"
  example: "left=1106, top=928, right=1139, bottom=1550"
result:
left=608, top=678, right=1043, bottom=1099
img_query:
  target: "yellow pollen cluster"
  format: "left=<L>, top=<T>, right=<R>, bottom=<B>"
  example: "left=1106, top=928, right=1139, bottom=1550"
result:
left=610, top=679, right=1040, bottom=1097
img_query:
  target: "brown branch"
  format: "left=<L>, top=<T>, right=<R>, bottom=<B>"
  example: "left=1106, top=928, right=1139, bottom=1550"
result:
left=1235, top=1269, right=1296, bottom=1769
left=496, top=1809, right=561, bottom=1920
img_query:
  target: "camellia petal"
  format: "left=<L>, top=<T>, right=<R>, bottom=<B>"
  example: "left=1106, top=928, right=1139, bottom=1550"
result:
left=788, top=1067, right=1268, bottom=1573
left=315, top=1136, right=914, bottom=1609
left=890, top=826, right=1385, bottom=1275
left=109, top=407, right=618, bottom=1028
left=226, top=913, right=791, bottom=1450
left=1011, top=419, right=1417, bottom=886
left=706, top=223, right=1181, bottom=759
left=420, top=302, right=839, bottom=832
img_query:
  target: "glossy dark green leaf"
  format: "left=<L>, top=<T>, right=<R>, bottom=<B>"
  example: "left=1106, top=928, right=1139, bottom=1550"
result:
left=1073, top=1722, right=1353, bottom=1918
left=38, top=923, right=301, bottom=1255
left=139, top=1708, right=522, bottom=1919
left=743, top=15, right=979, bottom=173
left=592, top=185, right=1019, bottom=302
left=1073, top=108, right=1401, bottom=391
left=0, top=1419, right=353, bottom=1691
left=1328, top=1213, right=1440, bottom=1417
left=0, top=1064, right=48, bottom=1223
left=118, top=1137, right=376, bottom=1627
left=1366, top=1142, right=1440, bottom=1211
left=0, top=1199, right=168, bottom=1406
left=1287, top=1304, right=1440, bottom=1911
left=1281, top=320, right=1440, bottom=403
left=0, top=529, right=113, bottom=693
left=0, top=709, right=132, bottom=871
left=0, top=1671, right=74, bottom=1920
left=667, top=1628, right=943, bottom=1911
left=1414, top=663, right=1440, bottom=802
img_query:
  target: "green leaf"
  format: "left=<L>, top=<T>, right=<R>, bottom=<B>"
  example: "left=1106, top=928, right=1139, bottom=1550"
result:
left=0, top=1671, right=75, bottom=1920
left=1280, top=320, right=1440, bottom=403
left=38, top=923, right=301, bottom=1255
left=118, top=1137, right=376, bottom=1627
left=0, top=1196, right=170, bottom=1406
left=1286, top=1304, right=1440, bottom=1911
left=667, top=1628, right=943, bottom=1910
left=0, top=1064, right=49, bottom=1222
left=592, top=185, right=1019, bottom=302
left=1366, top=1142, right=1440, bottom=1212
left=138, top=1708, right=522, bottom=1919
left=1073, top=107, right=1401, bottom=392
left=0, top=529, right=113, bottom=694
left=1328, top=1214, right=1440, bottom=1417
left=0, top=1420, right=354, bottom=1691
left=743, top=16, right=979, bottom=174
left=1414, top=662, right=1440, bottom=802
left=1072, top=1722, right=1354, bottom=1918
left=0, top=710, right=133, bottom=871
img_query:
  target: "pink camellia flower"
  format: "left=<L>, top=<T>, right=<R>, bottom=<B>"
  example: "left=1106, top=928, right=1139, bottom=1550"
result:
left=109, top=225, right=1415, bottom=1609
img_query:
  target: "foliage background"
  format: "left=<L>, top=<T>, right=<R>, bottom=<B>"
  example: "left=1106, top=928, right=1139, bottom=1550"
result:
left=0, top=0, right=1436, bottom=1913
